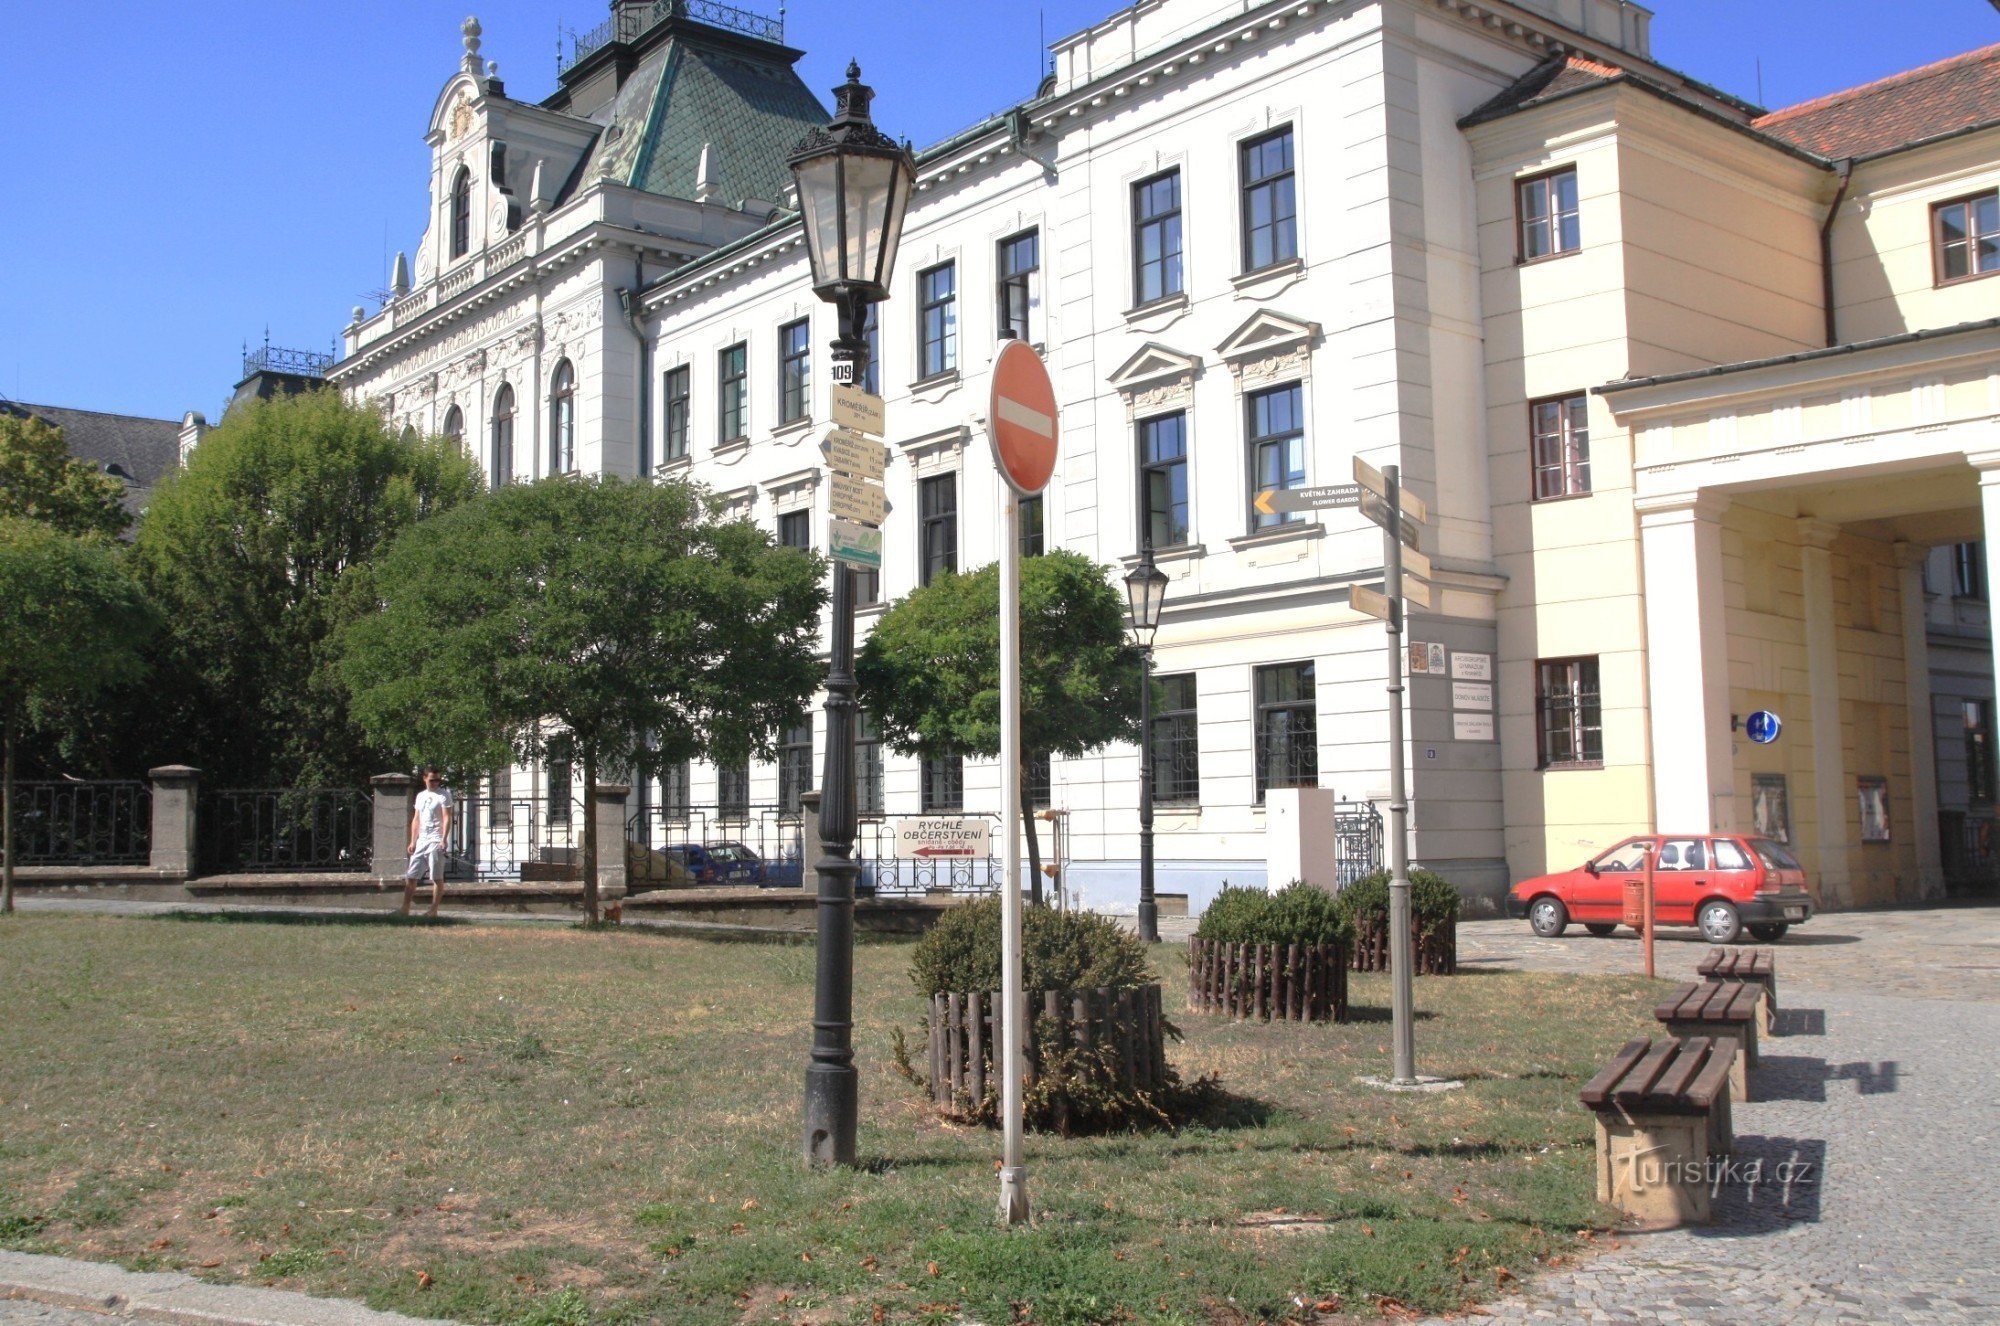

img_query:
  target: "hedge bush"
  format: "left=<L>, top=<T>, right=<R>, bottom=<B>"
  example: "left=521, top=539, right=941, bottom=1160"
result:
left=908, top=895, right=1154, bottom=997
left=1331, top=868, right=1460, bottom=932
left=1193, top=882, right=1354, bottom=947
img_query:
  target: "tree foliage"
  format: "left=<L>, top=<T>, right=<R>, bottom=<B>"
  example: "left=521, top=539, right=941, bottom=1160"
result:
left=336, top=474, right=828, bottom=917
left=127, top=391, right=484, bottom=787
left=0, top=518, right=157, bottom=910
left=0, top=411, right=131, bottom=541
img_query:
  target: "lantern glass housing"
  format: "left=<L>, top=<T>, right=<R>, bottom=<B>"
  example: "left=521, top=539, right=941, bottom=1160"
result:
left=1124, top=558, right=1169, bottom=650
left=788, top=64, right=916, bottom=307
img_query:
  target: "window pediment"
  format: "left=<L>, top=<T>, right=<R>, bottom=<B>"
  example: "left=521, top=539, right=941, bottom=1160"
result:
left=1217, top=309, right=1318, bottom=387
left=1109, top=342, right=1201, bottom=417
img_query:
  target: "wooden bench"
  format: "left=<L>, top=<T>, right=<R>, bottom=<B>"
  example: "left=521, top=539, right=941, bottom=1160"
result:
left=1580, top=1036, right=1736, bottom=1229
left=1697, top=946, right=1777, bottom=1035
left=1654, top=980, right=1760, bottom=1101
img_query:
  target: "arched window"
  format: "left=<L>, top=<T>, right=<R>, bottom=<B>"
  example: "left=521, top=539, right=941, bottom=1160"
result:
left=491, top=385, right=514, bottom=486
left=549, top=360, right=576, bottom=474
left=449, top=167, right=472, bottom=260
left=442, top=405, right=464, bottom=448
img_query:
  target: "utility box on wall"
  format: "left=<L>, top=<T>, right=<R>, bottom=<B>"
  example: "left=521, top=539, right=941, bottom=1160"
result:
left=1265, top=787, right=1344, bottom=893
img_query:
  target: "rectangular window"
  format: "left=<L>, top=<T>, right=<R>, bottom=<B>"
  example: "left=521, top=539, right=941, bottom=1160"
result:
left=662, top=759, right=691, bottom=821
left=1967, top=699, right=1996, bottom=804
left=778, top=319, right=811, bottom=424
left=1133, top=170, right=1184, bottom=305
left=1954, top=541, right=1985, bottom=600
left=1150, top=673, right=1201, bottom=805
left=1019, top=493, right=1045, bottom=559
left=1028, top=752, right=1052, bottom=810
left=717, top=343, right=748, bottom=443
left=1248, top=384, right=1305, bottom=531
left=662, top=365, right=691, bottom=462
left=921, top=754, right=964, bottom=813
left=1140, top=412, right=1190, bottom=549
left=861, top=304, right=881, bottom=397
left=854, top=565, right=881, bottom=607
left=778, top=509, right=811, bottom=550
left=1537, top=656, right=1603, bottom=768
left=1530, top=394, right=1592, bottom=499
left=997, top=230, right=1039, bottom=342
left=918, top=262, right=957, bottom=379
left=1240, top=127, right=1297, bottom=271
left=547, top=752, right=572, bottom=826
left=1934, top=190, right=2000, bottom=284
left=857, top=711, right=884, bottom=817
left=489, top=767, right=512, bottom=826
left=778, top=720, right=813, bottom=814
left=1518, top=167, right=1581, bottom=261
left=717, top=759, right=750, bottom=819
left=920, top=472, right=958, bottom=586
left=1254, top=662, right=1317, bottom=803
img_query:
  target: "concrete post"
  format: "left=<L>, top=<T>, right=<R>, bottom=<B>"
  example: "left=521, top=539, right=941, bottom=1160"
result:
left=147, top=766, right=201, bottom=875
left=798, top=790, right=822, bottom=893
left=1637, top=494, right=1733, bottom=832
left=593, top=783, right=630, bottom=896
left=1799, top=521, right=1852, bottom=908
left=370, top=774, right=417, bottom=881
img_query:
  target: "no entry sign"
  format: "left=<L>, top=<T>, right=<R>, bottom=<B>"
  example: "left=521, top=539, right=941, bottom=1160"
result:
left=988, top=339, right=1058, bottom=495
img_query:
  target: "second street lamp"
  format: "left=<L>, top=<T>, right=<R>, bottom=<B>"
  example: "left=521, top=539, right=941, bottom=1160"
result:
left=1124, top=550, right=1168, bottom=944
left=788, top=63, right=916, bottom=1169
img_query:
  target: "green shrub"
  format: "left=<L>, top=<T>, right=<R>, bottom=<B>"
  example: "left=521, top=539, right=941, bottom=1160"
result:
left=1333, top=869, right=1461, bottom=933
left=1194, top=882, right=1352, bottom=946
left=908, top=896, right=1154, bottom=997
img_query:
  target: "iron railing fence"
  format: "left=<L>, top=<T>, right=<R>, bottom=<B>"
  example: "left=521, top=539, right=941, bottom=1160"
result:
left=242, top=345, right=334, bottom=378
left=560, top=0, right=783, bottom=74
left=200, top=788, right=370, bottom=873
left=1332, top=799, right=1385, bottom=887
left=458, top=796, right=586, bottom=882
left=626, top=803, right=808, bottom=889
left=1940, top=809, right=2000, bottom=896
left=8, top=781, right=152, bottom=866
left=857, top=814, right=1004, bottom=898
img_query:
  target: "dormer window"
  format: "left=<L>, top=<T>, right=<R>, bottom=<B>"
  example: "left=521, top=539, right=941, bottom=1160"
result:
left=450, top=167, right=472, bottom=260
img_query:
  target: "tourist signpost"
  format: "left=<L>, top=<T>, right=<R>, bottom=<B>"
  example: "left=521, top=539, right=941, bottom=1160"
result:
left=989, top=336, right=1058, bottom=1226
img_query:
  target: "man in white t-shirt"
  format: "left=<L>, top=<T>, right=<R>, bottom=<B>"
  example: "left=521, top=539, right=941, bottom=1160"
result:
left=402, top=767, right=454, bottom=918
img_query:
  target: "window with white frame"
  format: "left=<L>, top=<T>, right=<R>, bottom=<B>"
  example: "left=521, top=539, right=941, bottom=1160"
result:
left=918, top=263, right=957, bottom=379
left=1517, top=167, right=1580, bottom=261
left=1240, top=127, right=1297, bottom=271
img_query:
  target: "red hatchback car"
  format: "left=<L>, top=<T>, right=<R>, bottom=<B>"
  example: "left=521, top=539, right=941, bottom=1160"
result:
left=1506, top=834, right=1816, bottom=944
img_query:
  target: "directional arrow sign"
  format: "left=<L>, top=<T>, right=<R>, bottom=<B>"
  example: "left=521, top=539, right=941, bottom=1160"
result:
left=1352, top=456, right=1429, bottom=525
left=1253, top=483, right=1363, bottom=517
left=1402, top=574, right=1435, bottom=609
left=1359, top=490, right=1423, bottom=552
left=1350, top=583, right=1397, bottom=624
left=829, top=471, right=887, bottom=526
left=822, top=428, right=888, bottom=480
left=1401, top=544, right=1433, bottom=584
left=831, top=385, right=887, bottom=438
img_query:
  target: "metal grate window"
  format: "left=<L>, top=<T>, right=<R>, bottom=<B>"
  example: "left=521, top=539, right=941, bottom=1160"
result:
left=1518, top=167, right=1581, bottom=261
left=1028, top=752, right=1052, bottom=810
left=778, top=720, right=813, bottom=814
left=921, top=754, right=964, bottom=813
left=662, top=760, right=691, bottom=820
left=919, top=263, right=957, bottom=378
left=857, top=712, right=884, bottom=817
left=489, top=767, right=511, bottom=826
left=1537, top=656, right=1603, bottom=768
left=997, top=230, right=1039, bottom=342
left=717, top=342, right=748, bottom=442
left=1140, top=412, right=1189, bottom=549
left=718, top=759, right=751, bottom=820
left=920, top=473, right=958, bottom=586
left=1967, top=699, right=1996, bottom=804
left=1133, top=170, right=1183, bottom=304
left=778, top=319, right=810, bottom=424
left=1248, top=384, right=1305, bottom=531
left=549, top=359, right=576, bottom=473
left=1241, top=127, right=1297, bottom=271
left=1531, top=394, right=1591, bottom=499
left=661, top=365, right=690, bottom=463
left=1254, top=662, right=1317, bottom=802
left=1149, top=673, right=1201, bottom=805
left=547, top=752, right=572, bottom=826
left=778, top=510, right=811, bottom=550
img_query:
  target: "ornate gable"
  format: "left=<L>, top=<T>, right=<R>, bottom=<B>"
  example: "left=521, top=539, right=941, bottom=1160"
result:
left=1108, top=342, right=1201, bottom=417
left=1215, top=310, right=1319, bottom=382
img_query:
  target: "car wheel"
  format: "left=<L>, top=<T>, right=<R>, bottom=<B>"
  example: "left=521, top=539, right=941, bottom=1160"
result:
left=1747, top=922, right=1789, bottom=943
left=1528, top=896, right=1569, bottom=938
left=1584, top=922, right=1618, bottom=937
left=1698, top=900, right=1743, bottom=945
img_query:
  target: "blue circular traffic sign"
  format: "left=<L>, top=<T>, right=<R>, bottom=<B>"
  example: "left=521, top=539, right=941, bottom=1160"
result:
left=1744, top=710, right=1782, bottom=745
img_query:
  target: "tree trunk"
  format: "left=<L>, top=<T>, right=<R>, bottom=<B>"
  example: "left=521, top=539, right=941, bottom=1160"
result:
left=1021, top=752, right=1043, bottom=907
left=581, top=746, right=600, bottom=924
left=3, top=706, right=15, bottom=915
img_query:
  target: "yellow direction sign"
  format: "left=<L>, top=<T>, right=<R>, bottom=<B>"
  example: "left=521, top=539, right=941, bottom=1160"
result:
left=829, top=471, right=887, bottom=526
left=1252, top=483, right=1362, bottom=517
left=1402, top=574, right=1435, bottom=609
left=822, top=428, right=888, bottom=480
left=1359, top=490, right=1423, bottom=552
left=1350, top=583, right=1395, bottom=623
left=1401, top=544, right=1433, bottom=584
left=1352, top=456, right=1429, bottom=525
left=831, top=386, right=886, bottom=438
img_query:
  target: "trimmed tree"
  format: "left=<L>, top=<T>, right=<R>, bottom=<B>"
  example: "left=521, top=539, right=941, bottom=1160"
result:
left=855, top=549, right=1143, bottom=901
left=129, top=391, right=484, bottom=787
left=0, top=519, right=156, bottom=912
left=0, top=410, right=132, bottom=541
left=336, top=475, right=828, bottom=920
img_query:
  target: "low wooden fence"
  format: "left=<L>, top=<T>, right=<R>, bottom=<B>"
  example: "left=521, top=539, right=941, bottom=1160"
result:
left=925, top=984, right=1167, bottom=1117
left=1188, top=939, right=1349, bottom=1022
left=1350, top=919, right=1457, bottom=975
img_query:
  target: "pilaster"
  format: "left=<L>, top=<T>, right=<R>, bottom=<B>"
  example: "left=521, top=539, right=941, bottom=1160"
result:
left=1895, top=541, right=1944, bottom=899
left=1637, top=493, right=1732, bottom=832
left=1798, top=519, right=1851, bottom=907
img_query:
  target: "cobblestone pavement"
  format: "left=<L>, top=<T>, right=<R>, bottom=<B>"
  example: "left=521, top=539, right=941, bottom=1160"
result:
left=0, top=1303, right=110, bottom=1326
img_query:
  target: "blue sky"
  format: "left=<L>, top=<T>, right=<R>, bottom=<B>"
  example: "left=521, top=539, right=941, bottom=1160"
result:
left=2, top=0, right=1995, bottom=422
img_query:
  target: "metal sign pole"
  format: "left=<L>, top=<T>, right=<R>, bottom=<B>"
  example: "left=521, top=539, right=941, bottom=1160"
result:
left=1384, top=464, right=1417, bottom=1086
left=997, top=490, right=1029, bottom=1225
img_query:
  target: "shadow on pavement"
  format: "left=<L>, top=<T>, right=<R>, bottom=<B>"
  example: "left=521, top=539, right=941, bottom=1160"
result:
left=1688, top=1134, right=1828, bottom=1232
left=1755, top=1053, right=1900, bottom=1103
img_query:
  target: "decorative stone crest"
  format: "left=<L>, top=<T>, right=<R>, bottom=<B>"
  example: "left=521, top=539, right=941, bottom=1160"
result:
left=450, top=95, right=473, bottom=141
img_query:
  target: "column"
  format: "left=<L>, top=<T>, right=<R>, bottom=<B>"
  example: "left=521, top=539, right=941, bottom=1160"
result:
left=1895, top=541, right=1945, bottom=899
left=370, top=773, right=416, bottom=882
left=593, top=783, right=630, bottom=896
left=1798, top=520, right=1851, bottom=908
left=1638, top=495, right=1733, bottom=832
left=147, top=765, right=200, bottom=875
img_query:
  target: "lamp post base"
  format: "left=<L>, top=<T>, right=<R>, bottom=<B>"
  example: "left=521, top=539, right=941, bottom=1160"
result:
left=1136, top=899, right=1159, bottom=944
left=997, top=1165, right=1030, bottom=1226
left=804, top=1063, right=858, bottom=1167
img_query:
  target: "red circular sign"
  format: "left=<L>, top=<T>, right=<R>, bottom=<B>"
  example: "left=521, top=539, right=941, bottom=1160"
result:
left=988, top=339, right=1058, bottom=495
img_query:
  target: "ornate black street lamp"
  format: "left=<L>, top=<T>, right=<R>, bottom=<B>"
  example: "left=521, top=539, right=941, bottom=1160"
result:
left=1124, top=550, right=1169, bottom=944
left=788, top=63, right=916, bottom=1169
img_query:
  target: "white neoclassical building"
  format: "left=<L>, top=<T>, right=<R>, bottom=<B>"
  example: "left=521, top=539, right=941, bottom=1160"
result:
left=331, top=0, right=2000, bottom=914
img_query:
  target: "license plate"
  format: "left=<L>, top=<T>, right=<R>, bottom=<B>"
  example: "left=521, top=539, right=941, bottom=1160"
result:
left=1784, top=907, right=1805, bottom=920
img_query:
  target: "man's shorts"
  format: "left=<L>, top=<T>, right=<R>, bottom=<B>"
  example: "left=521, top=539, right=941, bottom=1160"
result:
left=404, top=843, right=446, bottom=881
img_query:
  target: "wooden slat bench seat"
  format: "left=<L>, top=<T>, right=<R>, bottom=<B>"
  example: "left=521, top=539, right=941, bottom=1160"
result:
left=1580, top=1036, right=1736, bottom=1229
left=1697, top=946, right=1777, bottom=1034
left=1654, top=980, right=1760, bottom=1100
